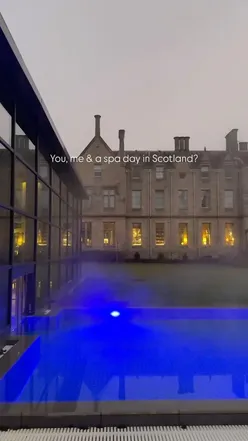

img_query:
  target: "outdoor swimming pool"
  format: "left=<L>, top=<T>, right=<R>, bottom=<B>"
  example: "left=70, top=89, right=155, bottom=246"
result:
left=1, top=307, right=248, bottom=424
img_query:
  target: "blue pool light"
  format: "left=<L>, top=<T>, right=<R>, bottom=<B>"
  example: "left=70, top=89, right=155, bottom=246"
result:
left=110, top=310, right=120, bottom=318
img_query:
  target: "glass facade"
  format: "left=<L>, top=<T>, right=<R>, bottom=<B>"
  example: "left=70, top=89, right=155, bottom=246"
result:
left=0, top=79, right=84, bottom=333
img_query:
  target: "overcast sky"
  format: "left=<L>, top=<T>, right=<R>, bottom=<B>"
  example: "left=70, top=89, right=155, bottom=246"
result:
left=1, top=0, right=248, bottom=155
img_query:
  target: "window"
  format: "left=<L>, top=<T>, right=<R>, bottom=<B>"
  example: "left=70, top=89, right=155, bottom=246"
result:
left=225, top=223, right=235, bottom=246
left=51, top=226, right=60, bottom=259
left=200, top=165, right=209, bottom=178
left=82, top=222, right=92, bottom=247
left=0, top=207, right=10, bottom=263
left=224, top=165, right=233, bottom=179
left=0, top=103, right=11, bottom=145
left=103, top=189, right=115, bottom=209
left=179, top=223, right=188, bottom=246
left=52, top=192, right=60, bottom=226
left=37, top=221, right=49, bottom=260
left=103, top=222, right=115, bottom=246
left=132, top=223, right=142, bottom=246
left=201, top=189, right=211, bottom=208
left=38, top=152, right=50, bottom=183
left=0, top=145, right=11, bottom=206
left=13, top=215, right=34, bottom=262
left=224, top=190, right=234, bottom=209
left=52, top=170, right=60, bottom=193
left=132, top=190, right=141, bottom=209
left=15, top=124, right=36, bottom=168
left=155, top=223, right=165, bottom=246
left=178, top=190, right=188, bottom=210
left=61, top=230, right=68, bottom=257
left=156, top=166, right=164, bottom=180
left=61, top=202, right=67, bottom=229
left=15, top=159, right=35, bottom=215
left=202, top=223, right=211, bottom=246
left=155, top=190, right=164, bottom=209
left=94, top=165, right=102, bottom=178
left=179, top=172, right=186, bottom=179
left=132, top=167, right=141, bottom=179
left=38, top=181, right=50, bottom=221
left=82, top=188, right=92, bottom=209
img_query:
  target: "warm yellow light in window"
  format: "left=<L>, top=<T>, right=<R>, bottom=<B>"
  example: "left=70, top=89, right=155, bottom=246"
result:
left=86, top=238, right=91, bottom=246
left=132, top=227, right=142, bottom=246
left=21, top=181, right=26, bottom=190
left=37, top=230, right=47, bottom=246
left=104, top=237, right=109, bottom=244
left=225, top=224, right=235, bottom=246
left=181, top=234, right=188, bottom=246
left=62, top=235, right=68, bottom=246
left=202, top=226, right=211, bottom=246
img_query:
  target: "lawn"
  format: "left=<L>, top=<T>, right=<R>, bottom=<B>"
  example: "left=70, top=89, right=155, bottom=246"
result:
left=81, top=263, right=248, bottom=307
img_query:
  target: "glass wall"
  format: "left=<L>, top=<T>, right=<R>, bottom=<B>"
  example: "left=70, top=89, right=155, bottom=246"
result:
left=15, top=124, right=36, bottom=168
left=0, top=96, right=82, bottom=328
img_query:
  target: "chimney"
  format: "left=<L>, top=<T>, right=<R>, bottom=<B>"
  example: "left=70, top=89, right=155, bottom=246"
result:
left=94, top=115, right=101, bottom=137
left=174, top=137, right=180, bottom=151
left=225, top=128, right=238, bottom=152
left=119, top=129, right=125, bottom=158
left=185, top=136, right=190, bottom=151
left=239, top=142, right=248, bottom=151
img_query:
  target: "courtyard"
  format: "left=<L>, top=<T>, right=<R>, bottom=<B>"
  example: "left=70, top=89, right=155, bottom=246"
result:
left=78, top=263, right=248, bottom=308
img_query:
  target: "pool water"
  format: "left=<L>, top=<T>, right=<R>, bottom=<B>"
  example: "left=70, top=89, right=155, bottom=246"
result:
left=2, top=308, right=248, bottom=405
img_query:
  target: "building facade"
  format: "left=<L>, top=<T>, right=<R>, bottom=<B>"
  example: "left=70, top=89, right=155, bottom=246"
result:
left=0, top=15, right=85, bottom=333
left=76, top=115, right=248, bottom=259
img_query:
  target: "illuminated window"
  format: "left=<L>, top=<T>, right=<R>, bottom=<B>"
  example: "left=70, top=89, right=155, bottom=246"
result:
left=94, top=165, right=102, bottom=178
left=179, top=223, right=188, bottom=246
left=103, top=222, right=115, bottom=246
left=224, top=190, right=234, bottom=209
left=132, top=223, right=142, bottom=246
left=155, top=223, right=165, bottom=246
left=202, top=223, right=211, bottom=246
left=156, top=166, right=164, bottom=180
left=82, top=222, right=92, bottom=246
left=201, top=189, right=211, bottom=208
left=178, top=190, right=188, bottom=210
left=103, top=189, right=115, bottom=208
left=225, top=223, right=235, bottom=246
left=132, top=190, right=141, bottom=209
left=155, top=190, right=164, bottom=209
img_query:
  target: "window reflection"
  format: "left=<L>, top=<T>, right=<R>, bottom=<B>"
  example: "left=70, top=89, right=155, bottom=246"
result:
left=37, top=221, right=49, bottom=260
left=38, top=180, right=50, bottom=221
left=15, top=160, right=35, bottom=215
left=52, top=193, right=60, bottom=226
left=0, top=144, right=11, bottom=206
left=0, top=207, right=10, bottom=263
left=38, top=151, right=50, bottom=184
left=15, top=124, right=35, bottom=168
left=52, top=169, right=60, bottom=194
left=0, top=103, right=11, bottom=146
left=51, top=227, right=60, bottom=259
left=13, top=214, right=34, bottom=262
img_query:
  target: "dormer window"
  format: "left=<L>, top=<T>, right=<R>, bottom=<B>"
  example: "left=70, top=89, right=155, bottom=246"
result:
left=94, top=165, right=102, bottom=178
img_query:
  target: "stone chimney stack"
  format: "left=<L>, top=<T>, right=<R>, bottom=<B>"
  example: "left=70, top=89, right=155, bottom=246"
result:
left=119, top=129, right=125, bottom=158
left=225, top=128, right=238, bottom=152
left=174, top=137, right=180, bottom=151
left=185, top=136, right=190, bottom=151
left=94, top=115, right=101, bottom=137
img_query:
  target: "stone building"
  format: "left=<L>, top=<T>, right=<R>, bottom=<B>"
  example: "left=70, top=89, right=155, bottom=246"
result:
left=76, top=115, right=248, bottom=259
